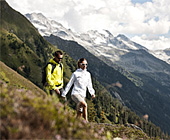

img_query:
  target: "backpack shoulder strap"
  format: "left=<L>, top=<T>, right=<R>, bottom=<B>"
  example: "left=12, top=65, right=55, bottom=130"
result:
left=59, top=63, right=63, bottom=70
left=47, top=62, right=56, bottom=74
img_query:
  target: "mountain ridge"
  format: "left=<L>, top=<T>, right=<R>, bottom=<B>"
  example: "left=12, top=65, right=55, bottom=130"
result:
left=45, top=34, right=170, bottom=133
left=25, top=13, right=170, bottom=64
left=24, top=12, right=170, bottom=133
left=1, top=1, right=170, bottom=137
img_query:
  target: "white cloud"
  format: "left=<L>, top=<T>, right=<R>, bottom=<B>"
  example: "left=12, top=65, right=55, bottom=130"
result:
left=131, top=35, right=170, bottom=50
left=6, top=0, right=170, bottom=50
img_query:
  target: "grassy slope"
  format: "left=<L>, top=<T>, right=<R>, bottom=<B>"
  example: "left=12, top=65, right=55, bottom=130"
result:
left=0, top=61, right=150, bottom=139
left=0, top=1, right=168, bottom=139
left=0, top=61, right=45, bottom=94
left=0, top=61, right=99, bottom=139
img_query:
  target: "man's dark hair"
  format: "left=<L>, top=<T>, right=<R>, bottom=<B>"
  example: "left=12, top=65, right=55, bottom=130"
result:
left=55, top=50, right=63, bottom=57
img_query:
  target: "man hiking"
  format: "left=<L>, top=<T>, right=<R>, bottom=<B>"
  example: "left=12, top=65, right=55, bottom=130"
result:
left=44, top=50, right=64, bottom=97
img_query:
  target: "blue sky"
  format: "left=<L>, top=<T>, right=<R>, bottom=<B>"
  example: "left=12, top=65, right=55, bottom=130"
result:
left=6, top=0, right=170, bottom=50
left=131, top=0, right=152, bottom=4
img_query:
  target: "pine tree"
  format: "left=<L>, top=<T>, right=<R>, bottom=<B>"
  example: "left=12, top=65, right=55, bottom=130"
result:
left=124, top=111, right=128, bottom=124
left=100, top=109, right=106, bottom=123
left=88, top=99, right=97, bottom=122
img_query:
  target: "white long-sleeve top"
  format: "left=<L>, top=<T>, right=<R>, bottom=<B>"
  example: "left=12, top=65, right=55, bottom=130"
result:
left=62, top=68, right=95, bottom=98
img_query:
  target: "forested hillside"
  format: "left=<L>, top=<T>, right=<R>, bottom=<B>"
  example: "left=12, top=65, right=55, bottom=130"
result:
left=0, top=0, right=59, bottom=87
left=45, top=35, right=170, bottom=134
left=0, top=1, right=169, bottom=139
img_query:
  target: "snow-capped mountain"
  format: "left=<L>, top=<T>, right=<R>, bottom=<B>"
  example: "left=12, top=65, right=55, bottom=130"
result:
left=25, top=13, right=170, bottom=133
left=25, top=13, right=78, bottom=40
left=25, top=13, right=170, bottom=66
left=150, top=48, right=170, bottom=65
left=26, top=12, right=170, bottom=89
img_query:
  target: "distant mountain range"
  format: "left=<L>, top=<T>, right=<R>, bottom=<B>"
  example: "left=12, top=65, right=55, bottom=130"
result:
left=44, top=34, right=170, bottom=133
left=25, top=13, right=170, bottom=92
left=1, top=1, right=170, bottom=137
left=25, top=12, right=170, bottom=95
left=25, top=13, right=170, bottom=133
left=25, top=13, right=170, bottom=65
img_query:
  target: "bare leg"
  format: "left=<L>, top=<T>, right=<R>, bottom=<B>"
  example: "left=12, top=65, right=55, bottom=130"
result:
left=81, top=101, right=88, bottom=122
left=77, top=111, right=82, bottom=119
left=76, top=102, right=82, bottom=119
left=76, top=101, right=88, bottom=121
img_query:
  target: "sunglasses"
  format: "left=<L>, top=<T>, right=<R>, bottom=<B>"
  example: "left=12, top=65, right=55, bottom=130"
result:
left=80, top=63, right=88, bottom=66
left=57, top=57, right=63, bottom=60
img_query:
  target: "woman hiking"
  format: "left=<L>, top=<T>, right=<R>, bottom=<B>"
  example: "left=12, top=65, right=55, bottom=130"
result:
left=61, top=58, right=95, bottom=122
